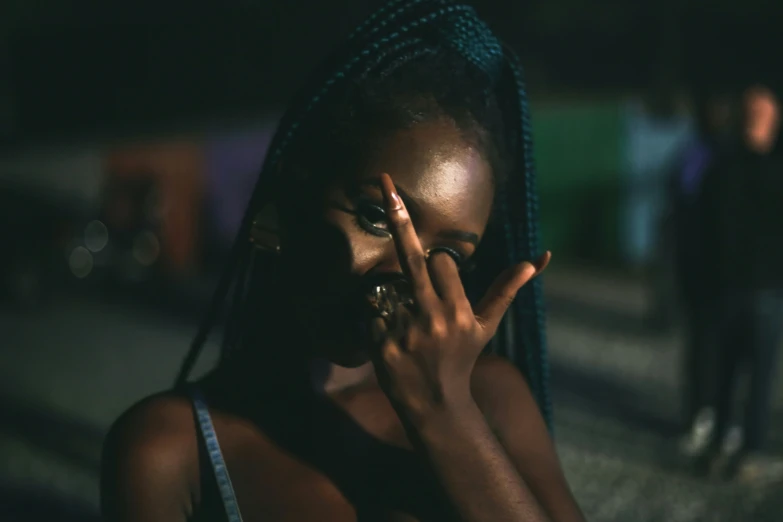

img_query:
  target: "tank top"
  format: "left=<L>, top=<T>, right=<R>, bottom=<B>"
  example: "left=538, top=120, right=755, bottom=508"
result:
left=191, top=387, right=244, bottom=522
left=188, top=386, right=450, bottom=521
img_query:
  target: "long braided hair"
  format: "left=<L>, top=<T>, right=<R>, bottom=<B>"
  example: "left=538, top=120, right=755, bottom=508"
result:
left=175, top=0, right=551, bottom=430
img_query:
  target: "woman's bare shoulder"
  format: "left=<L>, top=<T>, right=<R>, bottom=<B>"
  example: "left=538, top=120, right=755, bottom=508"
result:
left=470, top=355, right=537, bottom=410
left=100, top=391, right=199, bottom=522
left=104, top=390, right=198, bottom=462
left=470, top=356, right=587, bottom=521
left=468, top=355, right=551, bottom=447
left=113, top=389, right=196, bottom=430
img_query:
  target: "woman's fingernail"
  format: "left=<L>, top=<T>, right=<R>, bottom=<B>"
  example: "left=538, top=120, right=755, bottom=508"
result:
left=535, top=252, right=551, bottom=273
left=388, top=188, right=403, bottom=210
left=381, top=173, right=403, bottom=210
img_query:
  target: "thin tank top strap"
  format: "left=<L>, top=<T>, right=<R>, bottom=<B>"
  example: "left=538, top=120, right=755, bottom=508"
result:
left=190, top=387, right=245, bottom=522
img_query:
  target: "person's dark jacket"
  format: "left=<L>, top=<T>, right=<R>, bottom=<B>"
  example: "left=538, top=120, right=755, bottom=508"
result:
left=668, top=138, right=715, bottom=301
left=698, top=144, right=783, bottom=294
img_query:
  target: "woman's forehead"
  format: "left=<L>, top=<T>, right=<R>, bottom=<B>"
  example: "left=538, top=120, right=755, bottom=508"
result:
left=360, top=121, right=495, bottom=229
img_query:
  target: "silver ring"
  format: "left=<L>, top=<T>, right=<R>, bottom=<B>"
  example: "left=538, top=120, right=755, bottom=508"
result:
left=368, top=282, right=414, bottom=321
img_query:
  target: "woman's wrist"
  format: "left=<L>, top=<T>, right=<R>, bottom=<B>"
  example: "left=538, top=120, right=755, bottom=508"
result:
left=408, top=390, right=484, bottom=444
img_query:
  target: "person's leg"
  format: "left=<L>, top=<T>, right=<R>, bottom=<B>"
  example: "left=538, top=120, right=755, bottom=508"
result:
left=742, top=290, right=783, bottom=453
left=715, top=290, right=783, bottom=482
left=684, top=298, right=720, bottom=419
left=679, top=297, right=726, bottom=460
left=712, top=294, right=746, bottom=448
left=648, top=217, right=679, bottom=332
left=703, top=293, right=757, bottom=478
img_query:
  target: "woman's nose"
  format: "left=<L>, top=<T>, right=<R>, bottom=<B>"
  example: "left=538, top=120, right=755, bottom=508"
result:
left=353, top=232, right=436, bottom=279
left=370, top=243, right=406, bottom=277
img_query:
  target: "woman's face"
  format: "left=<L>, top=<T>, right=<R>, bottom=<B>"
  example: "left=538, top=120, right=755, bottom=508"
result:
left=278, top=118, right=495, bottom=366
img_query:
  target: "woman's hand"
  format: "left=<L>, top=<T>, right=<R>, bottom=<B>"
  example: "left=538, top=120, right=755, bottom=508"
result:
left=371, top=173, right=550, bottom=427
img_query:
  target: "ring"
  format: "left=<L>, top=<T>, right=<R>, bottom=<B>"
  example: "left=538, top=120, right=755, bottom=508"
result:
left=368, top=282, right=414, bottom=321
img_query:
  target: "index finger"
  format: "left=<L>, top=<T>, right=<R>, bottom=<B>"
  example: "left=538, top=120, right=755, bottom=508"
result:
left=379, top=173, right=438, bottom=304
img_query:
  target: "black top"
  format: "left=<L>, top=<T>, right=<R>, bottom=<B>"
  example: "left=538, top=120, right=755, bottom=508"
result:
left=189, top=388, right=454, bottom=522
left=698, top=145, right=783, bottom=293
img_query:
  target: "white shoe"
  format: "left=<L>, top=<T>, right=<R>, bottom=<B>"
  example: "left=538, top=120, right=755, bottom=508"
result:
left=678, top=407, right=716, bottom=457
left=720, top=425, right=744, bottom=457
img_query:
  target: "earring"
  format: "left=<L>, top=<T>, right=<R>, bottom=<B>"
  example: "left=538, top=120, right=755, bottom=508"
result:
left=249, top=212, right=281, bottom=254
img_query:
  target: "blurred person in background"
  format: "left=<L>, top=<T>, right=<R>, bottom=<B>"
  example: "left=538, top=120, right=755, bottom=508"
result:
left=673, top=90, right=734, bottom=457
left=100, top=1, right=585, bottom=521
left=683, top=85, right=783, bottom=480
left=622, top=87, right=694, bottom=330
left=623, top=90, right=693, bottom=271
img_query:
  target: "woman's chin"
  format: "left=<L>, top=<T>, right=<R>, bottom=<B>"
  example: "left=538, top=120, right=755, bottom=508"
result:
left=308, top=317, right=376, bottom=368
left=325, top=344, right=372, bottom=368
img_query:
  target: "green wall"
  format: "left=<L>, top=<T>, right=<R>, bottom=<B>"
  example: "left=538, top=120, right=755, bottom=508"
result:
left=531, top=101, right=625, bottom=263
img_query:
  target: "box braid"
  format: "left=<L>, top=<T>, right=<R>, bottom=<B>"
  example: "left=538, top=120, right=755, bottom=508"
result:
left=175, top=0, right=551, bottom=431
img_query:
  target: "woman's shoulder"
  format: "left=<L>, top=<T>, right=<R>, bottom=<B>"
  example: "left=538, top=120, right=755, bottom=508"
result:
left=104, top=389, right=198, bottom=461
left=100, top=390, right=200, bottom=521
left=471, top=354, right=529, bottom=391
left=469, top=355, right=542, bottom=427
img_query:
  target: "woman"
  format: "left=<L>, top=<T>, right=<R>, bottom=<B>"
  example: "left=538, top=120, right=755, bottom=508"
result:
left=100, top=1, right=585, bottom=520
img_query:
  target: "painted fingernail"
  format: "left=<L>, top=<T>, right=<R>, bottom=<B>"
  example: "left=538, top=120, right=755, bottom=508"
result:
left=381, top=174, right=404, bottom=210
left=388, top=188, right=403, bottom=210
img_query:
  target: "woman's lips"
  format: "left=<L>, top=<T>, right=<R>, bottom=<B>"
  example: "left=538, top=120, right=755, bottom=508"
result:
left=290, top=277, right=414, bottom=333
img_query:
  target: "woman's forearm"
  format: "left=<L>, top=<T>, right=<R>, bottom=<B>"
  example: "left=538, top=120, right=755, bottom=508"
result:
left=411, top=399, right=550, bottom=522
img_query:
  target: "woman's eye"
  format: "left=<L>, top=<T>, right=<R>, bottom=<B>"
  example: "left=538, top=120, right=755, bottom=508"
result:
left=352, top=201, right=473, bottom=273
left=428, top=246, right=474, bottom=273
left=356, top=201, right=390, bottom=235
left=428, top=246, right=462, bottom=265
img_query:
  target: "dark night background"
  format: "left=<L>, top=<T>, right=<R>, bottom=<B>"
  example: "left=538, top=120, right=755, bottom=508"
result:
left=1, top=1, right=783, bottom=521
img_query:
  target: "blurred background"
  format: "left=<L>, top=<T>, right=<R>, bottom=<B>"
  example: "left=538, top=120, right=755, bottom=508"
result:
left=1, top=1, right=783, bottom=520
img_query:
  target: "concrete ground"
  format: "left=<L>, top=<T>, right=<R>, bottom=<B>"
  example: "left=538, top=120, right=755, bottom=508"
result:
left=1, top=267, right=782, bottom=521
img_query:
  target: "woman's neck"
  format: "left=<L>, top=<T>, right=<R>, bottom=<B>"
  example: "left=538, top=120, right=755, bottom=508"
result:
left=204, top=355, right=377, bottom=427
left=311, top=357, right=377, bottom=396
left=257, top=282, right=379, bottom=396
left=208, top=293, right=378, bottom=408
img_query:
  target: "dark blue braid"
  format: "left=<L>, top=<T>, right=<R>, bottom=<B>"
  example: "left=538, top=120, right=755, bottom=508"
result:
left=503, top=48, right=551, bottom=428
left=176, top=0, right=552, bottom=432
left=263, top=4, right=478, bottom=177
left=346, top=0, right=418, bottom=40
left=350, top=0, right=461, bottom=45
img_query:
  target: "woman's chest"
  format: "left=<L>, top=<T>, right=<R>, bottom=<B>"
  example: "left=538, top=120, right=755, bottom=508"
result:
left=218, top=438, right=440, bottom=522
left=205, top=392, right=444, bottom=521
left=227, top=463, right=431, bottom=522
